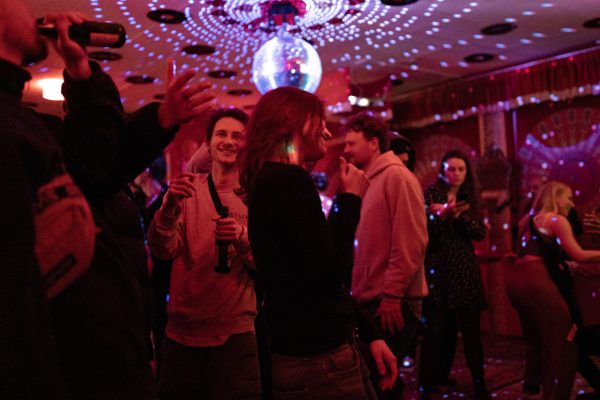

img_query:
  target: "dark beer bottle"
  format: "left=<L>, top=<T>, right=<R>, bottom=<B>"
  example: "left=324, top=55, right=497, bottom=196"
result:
left=214, top=207, right=232, bottom=274
left=37, top=20, right=127, bottom=48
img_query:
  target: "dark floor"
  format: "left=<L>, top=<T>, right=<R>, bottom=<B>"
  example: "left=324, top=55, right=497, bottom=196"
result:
left=400, top=334, right=598, bottom=400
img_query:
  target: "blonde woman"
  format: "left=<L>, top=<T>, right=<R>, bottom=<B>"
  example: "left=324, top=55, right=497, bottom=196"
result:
left=506, top=181, right=600, bottom=400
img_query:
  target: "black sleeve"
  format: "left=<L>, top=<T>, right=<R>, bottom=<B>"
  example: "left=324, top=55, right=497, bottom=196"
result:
left=0, top=138, right=68, bottom=399
left=352, top=298, right=384, bottom=343
left=424, top=185, right=450, bottom=239
left=60, top=62, right=177, bottom=198
left=276, top=166, right=362, bottom=295
left=327, top=193, right=361, bottom=288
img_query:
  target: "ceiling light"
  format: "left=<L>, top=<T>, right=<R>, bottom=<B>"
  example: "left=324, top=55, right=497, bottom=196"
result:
left=481, top=23, right=517, bottom=35
left=147, top=9, right=186, bottom=24
left=208, top=70, right=237, bottom=79
left=227, top=88, right=253, bottom=96
left=88, top=51, right=123, bottom=61
left=583, top=17, right=600, bottom=28
left=464, top=53, right=494, bottom=63
left=380, top=0, right=419, bottom=5
left=125, top=75, right=156, bottom=84
left=182, top=44, right=216, bottom=55
left=38, top=78, right=65, bottom=101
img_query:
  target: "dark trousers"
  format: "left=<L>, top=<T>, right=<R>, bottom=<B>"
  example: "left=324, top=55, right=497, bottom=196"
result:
left=359, top=299, right=421, bottom=400
left=578, top=325, right=600, bottom=392
left=429, top=307, right=458, bottom=385
left=159, top=333, right=261, bottom=400
left=506, top=259, right=577, bottom=400
left=418, top=305, right=486, bottom=393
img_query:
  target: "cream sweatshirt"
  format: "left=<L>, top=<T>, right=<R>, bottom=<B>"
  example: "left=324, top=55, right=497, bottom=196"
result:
left=148, top=173, right=256, bottom=346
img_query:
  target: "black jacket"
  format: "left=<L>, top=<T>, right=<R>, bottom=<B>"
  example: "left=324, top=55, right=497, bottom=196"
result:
left=0, top=59, right=69, bottom=400
left=0, top=58, right=177, bottom=399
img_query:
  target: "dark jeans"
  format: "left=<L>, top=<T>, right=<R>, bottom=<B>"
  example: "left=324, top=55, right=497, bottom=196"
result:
left=270, top=343, right=377, bottom=400
left=159, top=333, right=261, bottom=400
left=359, top=299, right=421, bottom=400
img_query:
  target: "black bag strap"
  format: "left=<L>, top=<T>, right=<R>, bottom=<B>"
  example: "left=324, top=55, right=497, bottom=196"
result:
left=207, top=173, right=227, bottom=217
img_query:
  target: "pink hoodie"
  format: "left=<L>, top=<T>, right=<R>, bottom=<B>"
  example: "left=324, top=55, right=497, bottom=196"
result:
left=352, top=151, right=429, bottom=303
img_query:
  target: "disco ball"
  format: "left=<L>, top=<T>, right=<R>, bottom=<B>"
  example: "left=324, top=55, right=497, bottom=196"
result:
left=252, top=28, right=322, bottom=94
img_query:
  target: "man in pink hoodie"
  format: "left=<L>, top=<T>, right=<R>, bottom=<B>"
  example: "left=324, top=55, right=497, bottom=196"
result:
left=344, top=112, right=428, bottom=400
left=148, top=108, right=260, bottom=400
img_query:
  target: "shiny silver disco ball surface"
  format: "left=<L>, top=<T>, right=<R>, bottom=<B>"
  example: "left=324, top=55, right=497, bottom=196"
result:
left=252, top=29, right=322, bottom=94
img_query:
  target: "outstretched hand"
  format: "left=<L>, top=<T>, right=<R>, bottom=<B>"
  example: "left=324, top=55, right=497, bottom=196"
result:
left=369, top=339, right=398, bottom=391
left=43, top=12, right=91, bottom=80
left=338, top=157, right=369, bottom=198
left=158, top=60, right=217, bottom=129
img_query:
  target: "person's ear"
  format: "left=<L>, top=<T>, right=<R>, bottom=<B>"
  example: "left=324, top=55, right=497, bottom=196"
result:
left=370, top=137, right=380, bottom=151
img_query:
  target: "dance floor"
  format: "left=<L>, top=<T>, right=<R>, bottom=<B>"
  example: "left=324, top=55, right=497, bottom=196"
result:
left=401, top=334, right=598, bottom=399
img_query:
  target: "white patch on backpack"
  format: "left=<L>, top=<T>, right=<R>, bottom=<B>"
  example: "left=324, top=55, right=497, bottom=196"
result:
left=34, top=172, right=97, bottom=299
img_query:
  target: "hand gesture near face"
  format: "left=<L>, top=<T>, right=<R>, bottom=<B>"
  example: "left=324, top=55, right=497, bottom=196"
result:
left=163, top=173, right=196, bottom=215
left=338, top=157, right=369, bottom=198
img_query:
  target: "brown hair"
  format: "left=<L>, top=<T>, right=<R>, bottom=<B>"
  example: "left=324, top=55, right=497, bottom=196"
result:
left=434, top=149, right=481, bottom=215
left=239, top=87, right=325, bottom=195
left=204, top=107, right=248, bottom=143
left=344, top=111, right=389, bottom=153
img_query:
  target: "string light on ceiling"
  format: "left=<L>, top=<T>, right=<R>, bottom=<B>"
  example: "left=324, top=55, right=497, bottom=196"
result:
left=86, top=0, right=481, bottom=90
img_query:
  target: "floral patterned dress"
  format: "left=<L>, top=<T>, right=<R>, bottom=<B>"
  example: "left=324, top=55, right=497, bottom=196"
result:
left=424, top=183, right=488, bottom=310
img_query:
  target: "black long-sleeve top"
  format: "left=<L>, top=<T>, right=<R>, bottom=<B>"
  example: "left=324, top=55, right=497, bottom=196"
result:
left=248, top=162, right=378, bottom=356
left=47, top=64, right=176, bottom=400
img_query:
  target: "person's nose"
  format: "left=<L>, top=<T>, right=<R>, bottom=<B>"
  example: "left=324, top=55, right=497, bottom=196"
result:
left=223, top=134, right=234, bottom=145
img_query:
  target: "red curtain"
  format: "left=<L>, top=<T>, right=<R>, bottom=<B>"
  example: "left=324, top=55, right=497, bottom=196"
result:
left=392, top=48, right=600, bottom=128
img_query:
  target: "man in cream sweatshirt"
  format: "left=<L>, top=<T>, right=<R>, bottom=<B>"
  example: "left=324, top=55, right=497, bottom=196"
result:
left=344, top=112, right=428, bottom=400
left=148, top=108, right=260, bottom=400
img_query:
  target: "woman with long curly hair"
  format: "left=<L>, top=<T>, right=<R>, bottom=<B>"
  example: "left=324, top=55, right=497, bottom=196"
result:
left=239, top=86, right=397, bottom=399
